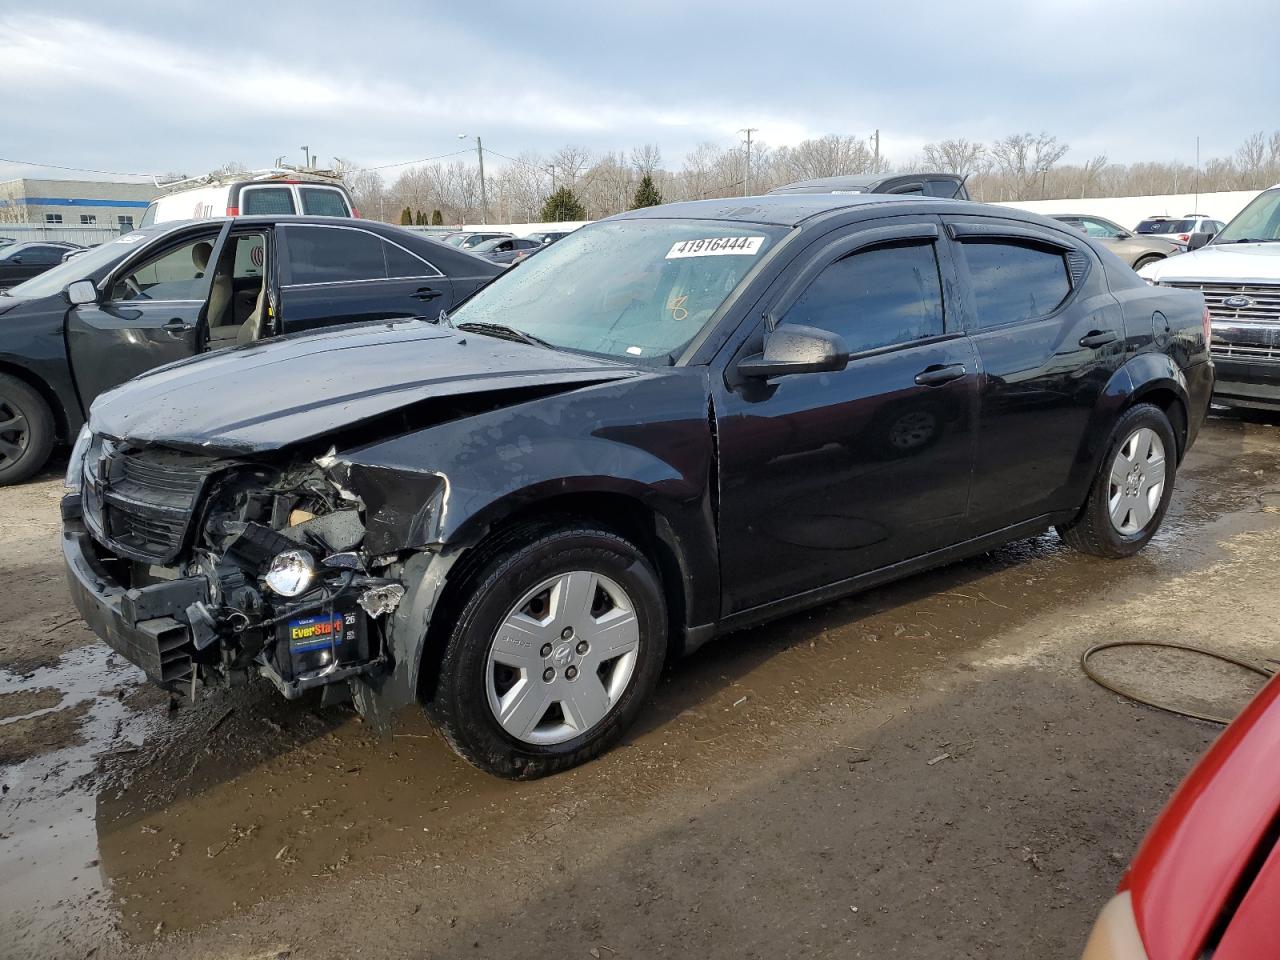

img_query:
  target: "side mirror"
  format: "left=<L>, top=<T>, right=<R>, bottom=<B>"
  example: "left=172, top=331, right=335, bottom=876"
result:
left=1187, top=233, right=1211, bottom=251
left=66, top=279, right=98, bottom=305
left=737, top=324, right=850, bottom=380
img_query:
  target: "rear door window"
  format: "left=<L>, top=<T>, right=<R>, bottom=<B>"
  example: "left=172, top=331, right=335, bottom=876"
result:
left=782, top=241, right=946, bottom=354
left=285, top=226, right=386, bottom=284
left=298, top=187, right=351, bottom=217
left=959, top=239, right=1072, bottom=329
left=242, top=187, right=297, bottom=216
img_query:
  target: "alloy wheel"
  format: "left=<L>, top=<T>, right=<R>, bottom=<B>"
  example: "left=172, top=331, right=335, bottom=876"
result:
left=485, top=570, right=640, bottom=745
left=1108, top=427, right=1166, bottom=534
left=0, top=398, right=29, bottom=469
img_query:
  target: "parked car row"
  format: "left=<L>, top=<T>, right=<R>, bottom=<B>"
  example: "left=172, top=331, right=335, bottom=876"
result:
left=58, top=191, right=1212, bottom=780
left=0, top=241, right=84, bottom=288
left=0, top=216, right=501, bottom=483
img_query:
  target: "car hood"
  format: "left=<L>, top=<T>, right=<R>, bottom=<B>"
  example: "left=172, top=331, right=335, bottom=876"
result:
left=1139, top=243, right=1280, bottom=284
left=88, top=318, right=638, bottom=453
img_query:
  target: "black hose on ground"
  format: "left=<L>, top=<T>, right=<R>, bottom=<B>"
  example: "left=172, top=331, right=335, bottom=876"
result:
left=1080, top=640, right=1275, bottom=726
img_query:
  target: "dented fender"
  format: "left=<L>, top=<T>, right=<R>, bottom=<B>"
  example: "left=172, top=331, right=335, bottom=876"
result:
left=341, top=370, right=721, bottom=713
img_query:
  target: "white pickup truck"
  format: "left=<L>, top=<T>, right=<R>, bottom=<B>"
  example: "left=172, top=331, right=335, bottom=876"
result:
left=1140, top=184, right=1280, bottom=410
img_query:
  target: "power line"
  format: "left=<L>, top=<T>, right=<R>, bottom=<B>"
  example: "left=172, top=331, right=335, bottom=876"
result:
left=0, top=156, right=160, bottom=178
left=366, top=148, right=473, bottom=171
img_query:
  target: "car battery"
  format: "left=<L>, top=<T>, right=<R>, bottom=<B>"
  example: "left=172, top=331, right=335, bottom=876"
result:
left=271, top=597, right=370, bottom=682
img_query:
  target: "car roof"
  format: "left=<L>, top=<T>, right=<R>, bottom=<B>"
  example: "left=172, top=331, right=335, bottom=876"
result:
left=768, top=172, right=963, bottom=195
left=611, top=192, right=937, bottom=227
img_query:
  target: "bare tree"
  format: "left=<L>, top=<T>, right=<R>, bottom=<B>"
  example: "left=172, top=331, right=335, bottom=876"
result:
left=630, top=144, right=662, bottom=177
left=921, top=138, right=986, bottom=178
left=550, top=145, right=593, bottom=188
left=775, top=134, right=877, bottom=181
left=989, top=132, right=1070, bottom=199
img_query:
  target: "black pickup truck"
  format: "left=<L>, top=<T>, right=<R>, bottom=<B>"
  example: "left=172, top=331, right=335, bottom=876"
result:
left=0, top=216, right=501, bottom=483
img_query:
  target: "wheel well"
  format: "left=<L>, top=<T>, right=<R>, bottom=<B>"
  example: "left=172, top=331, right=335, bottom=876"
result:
left=0, top=361, right=71, bottom=442
left=415, top=492, right=690, bottom=703
left=1132, top=386, right=1187, bottom=460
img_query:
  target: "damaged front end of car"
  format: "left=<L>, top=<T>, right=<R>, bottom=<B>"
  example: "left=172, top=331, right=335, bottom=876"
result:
left=61, top=434, right=432, bottom=706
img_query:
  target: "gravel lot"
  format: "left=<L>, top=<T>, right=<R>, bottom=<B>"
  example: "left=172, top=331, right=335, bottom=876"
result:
left=2, top=412, right=1279, bottom=960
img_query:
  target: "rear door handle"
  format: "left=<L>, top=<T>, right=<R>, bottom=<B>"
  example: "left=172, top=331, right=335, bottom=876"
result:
left=413, top=287, right=442, bottom=301
left=914, top=363, right=966, bottom=387
left=162, top=318, right=194, bottom=337
left=1079, top=330, right=1118, bottom=348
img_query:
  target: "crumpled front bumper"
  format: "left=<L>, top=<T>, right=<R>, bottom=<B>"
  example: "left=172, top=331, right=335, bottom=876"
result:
left=62, top=494, right=205, bottom=688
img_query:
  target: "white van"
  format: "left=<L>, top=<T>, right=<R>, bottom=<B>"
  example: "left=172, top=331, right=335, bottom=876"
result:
left=140, top=169, right=356, bottom=226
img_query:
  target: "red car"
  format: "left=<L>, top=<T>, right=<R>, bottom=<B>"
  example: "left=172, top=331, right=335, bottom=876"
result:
left=1082, top=674, right=1280, bottom=959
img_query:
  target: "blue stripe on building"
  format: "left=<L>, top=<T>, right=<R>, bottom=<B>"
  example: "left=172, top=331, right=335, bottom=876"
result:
left=0, top=197, right=151, bottom=208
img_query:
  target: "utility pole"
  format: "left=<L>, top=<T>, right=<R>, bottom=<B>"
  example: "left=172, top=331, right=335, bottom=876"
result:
left=1194, top=135, right=1201, bottom=214
left=740, top=127, right=758, bottom=196
left=872, top=129, right=880, bottom=170
left=300, top=146, right=311, bottom=169
left=459, top=134, right=488, bottom=224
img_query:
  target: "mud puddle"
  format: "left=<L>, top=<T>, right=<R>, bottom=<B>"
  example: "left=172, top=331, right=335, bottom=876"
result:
left=2, top=414, right=1278, bottom=954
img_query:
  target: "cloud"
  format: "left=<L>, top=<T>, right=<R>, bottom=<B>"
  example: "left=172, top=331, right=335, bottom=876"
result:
left=1, top=2, right=1277, bottom=182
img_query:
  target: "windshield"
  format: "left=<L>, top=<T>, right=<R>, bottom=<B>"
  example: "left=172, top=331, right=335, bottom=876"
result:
left=1213, top=190, right=1280, bottom=244
left=3, top=234, right=143, bottom=298
left=449, top=218, right=788, bottom=361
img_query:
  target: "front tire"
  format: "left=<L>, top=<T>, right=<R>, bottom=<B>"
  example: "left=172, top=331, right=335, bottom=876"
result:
left=1057, top=403, right=1177, bottom=558
left=426, top=523, right=667, bottom=779
left=0, top=374, right=55, bottom=486
left=1132, top=253, right=1164, bottom=271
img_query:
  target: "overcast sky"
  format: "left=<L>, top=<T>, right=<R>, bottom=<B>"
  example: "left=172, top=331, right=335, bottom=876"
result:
left=2, top=1, right=1276, bottom=184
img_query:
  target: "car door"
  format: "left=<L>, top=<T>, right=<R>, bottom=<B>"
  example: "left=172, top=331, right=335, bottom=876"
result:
left=714, top=217, right=980, bottom=615
left=276, top=224, right=453, bottom=333
left=65, top=223, right=231, bottom=408
left=943, top=215, right=1127, bottom=536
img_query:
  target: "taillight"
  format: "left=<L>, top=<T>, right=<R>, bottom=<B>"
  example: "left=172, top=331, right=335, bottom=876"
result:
left=1177, top=233, right=1190, bottom=242
left=1203, top=306, right=1212, bottom=346
left=351, top=208, right=361, bottom=219
left=226, top=205, right=239, bottom=216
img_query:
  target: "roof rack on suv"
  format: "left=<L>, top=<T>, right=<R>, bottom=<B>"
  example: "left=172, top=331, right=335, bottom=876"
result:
left=152, top=165, right=345, bottom=193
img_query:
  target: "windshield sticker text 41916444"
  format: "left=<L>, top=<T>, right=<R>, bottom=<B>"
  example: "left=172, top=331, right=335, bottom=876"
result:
left=665, top=236, right=765, bottom=259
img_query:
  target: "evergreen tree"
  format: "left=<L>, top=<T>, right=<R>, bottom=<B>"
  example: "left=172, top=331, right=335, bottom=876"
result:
left=431, top=209, right=444, bottom=226
left=630, top=173, right=663, bottom=209
left=540, top=187, right=588, bottom=222
left=399, top=206, right=412, bottom=225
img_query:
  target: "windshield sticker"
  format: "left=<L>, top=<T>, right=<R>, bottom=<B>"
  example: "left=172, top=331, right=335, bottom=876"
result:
left=665, top=236, right=764, bottom=259
left=115, top=233, right=146, bottom=244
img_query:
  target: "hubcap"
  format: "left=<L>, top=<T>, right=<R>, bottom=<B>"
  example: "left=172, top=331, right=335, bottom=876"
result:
left=485, top=570, right=640, bottom=745
left=1108, top=427, right=1166, bottom=535
left=0, top=398, right=29, bottom=469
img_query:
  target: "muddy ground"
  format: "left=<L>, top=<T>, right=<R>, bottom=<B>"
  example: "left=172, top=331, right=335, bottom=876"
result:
left=3, top=413, right=1279, bottom=960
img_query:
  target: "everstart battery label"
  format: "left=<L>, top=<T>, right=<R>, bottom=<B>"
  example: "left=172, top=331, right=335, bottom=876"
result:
left=287, top=613, right=356, bottom=652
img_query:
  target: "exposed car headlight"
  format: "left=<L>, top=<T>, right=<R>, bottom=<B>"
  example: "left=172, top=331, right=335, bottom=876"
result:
left=64, top=425, right=93, bottom=491
left=264, top=550, right=317, bottom=597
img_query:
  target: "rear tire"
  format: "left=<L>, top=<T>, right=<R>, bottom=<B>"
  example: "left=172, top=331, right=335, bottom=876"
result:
left=0, top=374, right=55, bottom=486
left=426, top=522, right=667, bottom=779
left=1057, top=403, right=1177, bottom=558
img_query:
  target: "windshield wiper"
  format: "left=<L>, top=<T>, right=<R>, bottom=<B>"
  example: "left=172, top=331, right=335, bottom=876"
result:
left=1230, top=237, right=1280, bottom=243
left=455, top=321, right=552, bottom=349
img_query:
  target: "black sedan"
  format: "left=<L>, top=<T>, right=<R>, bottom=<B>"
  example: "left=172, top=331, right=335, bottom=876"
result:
left=0, top=216, right=501, bottom=483
left=0, top=241, right=83, bottom=288
left=62, top=193, right=1212, bottom=779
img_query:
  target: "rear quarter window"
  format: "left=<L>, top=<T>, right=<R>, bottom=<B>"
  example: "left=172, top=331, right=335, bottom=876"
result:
left=285, top=226, right=386, bottom=284
left=960, top=239, right=1072, bottom=329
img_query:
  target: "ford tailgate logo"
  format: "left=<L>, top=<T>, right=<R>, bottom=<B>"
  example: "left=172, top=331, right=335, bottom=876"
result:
left=1223, top=295, right=1254, bottom=309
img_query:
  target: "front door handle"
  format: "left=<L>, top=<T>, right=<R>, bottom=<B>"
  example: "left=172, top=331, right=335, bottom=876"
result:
left=1079, top=330, right=1118, bottom=348
left=915, top=363, right=966, bottom=387
left=413, top=287, right=442, bottom=301
left=162, top=318, right=194, bottom=337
